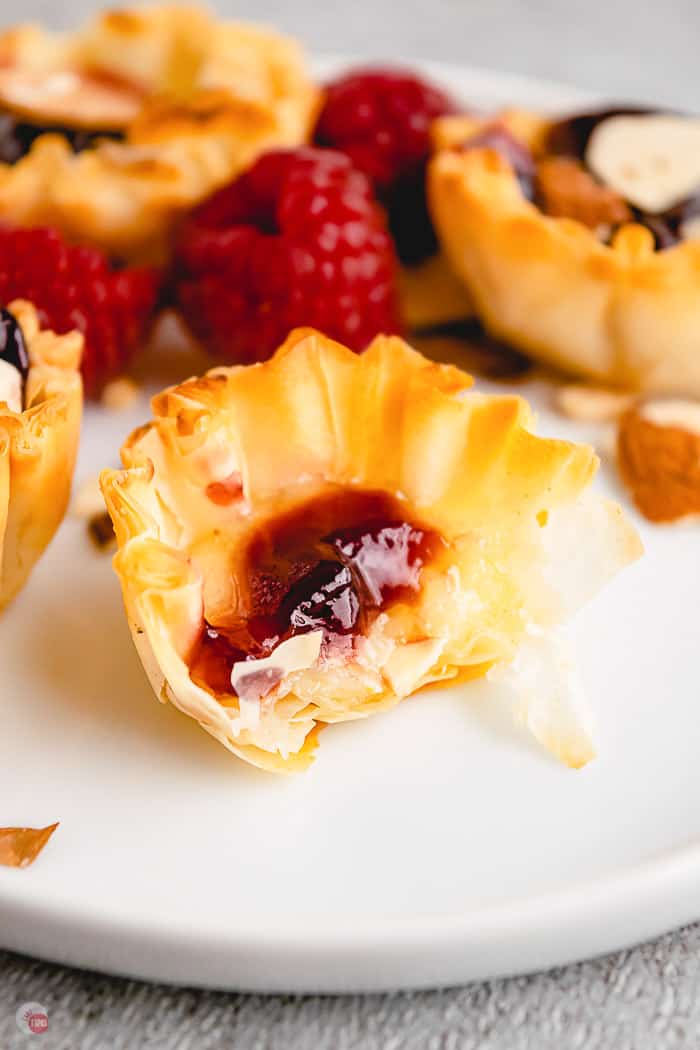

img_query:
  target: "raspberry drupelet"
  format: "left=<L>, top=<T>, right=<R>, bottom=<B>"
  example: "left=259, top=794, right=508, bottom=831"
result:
left=314, top=67, right=457, bottom=265
left=174, top=148, right=401, bottom=363
left=0, top=226, right=159, bottom=397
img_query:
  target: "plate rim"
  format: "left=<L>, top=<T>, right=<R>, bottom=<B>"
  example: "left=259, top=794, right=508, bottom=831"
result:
left=2, top=836, right=700, bottom=991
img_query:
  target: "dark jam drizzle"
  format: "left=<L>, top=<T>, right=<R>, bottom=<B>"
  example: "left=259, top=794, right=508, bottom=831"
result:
left=0, top=111, right=124, bottom=165
left=0, top=307, right=28, bottom=411
left=384, top=161, right=439, bottom=266
left=189, top=489, right=443, bottom=697
left=0, top=308, right=28, bottom=378
left=545, top=106, right=653, bottom=159
left=545, top=106, right=698, bottom=248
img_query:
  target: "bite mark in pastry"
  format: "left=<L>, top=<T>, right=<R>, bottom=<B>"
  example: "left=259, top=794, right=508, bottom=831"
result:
left=0, top=300, right=82, bottom=609
left=101, top=329, right=640, bottom=773
left=428, top=108, right=700, bottom=395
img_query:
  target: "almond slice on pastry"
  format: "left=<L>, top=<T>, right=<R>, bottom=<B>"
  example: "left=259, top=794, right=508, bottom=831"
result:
left=586, top=114, right=700, bottom=215
left=428, top=109, right=700, bottom=395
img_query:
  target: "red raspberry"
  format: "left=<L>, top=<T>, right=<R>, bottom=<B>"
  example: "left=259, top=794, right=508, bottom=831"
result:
left=315, top=67, right=456, bottom=189
left=314, top=68, right=456, bottom=266
left=0, top=226, right=159, bottom=397
left=174, top=148, right=401, bottom=363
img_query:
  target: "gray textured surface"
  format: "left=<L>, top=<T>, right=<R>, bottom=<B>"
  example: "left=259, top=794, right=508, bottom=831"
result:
left=19, top=0, right=700, bottom=111
left=2, top=923, right=700, bottom=1048
left=3, top=0, right=700, bottom=1046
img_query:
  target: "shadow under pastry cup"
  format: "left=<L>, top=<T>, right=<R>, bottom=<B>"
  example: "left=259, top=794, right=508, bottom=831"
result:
left=396, top=252, right=474, bottom=331
left=0, top=4, right=319, bottom=263
left=428, top=109, right=700, bottom=396
left=0, top=300, right=83, bottom=609
left=101, top=328, right=640, bottom=773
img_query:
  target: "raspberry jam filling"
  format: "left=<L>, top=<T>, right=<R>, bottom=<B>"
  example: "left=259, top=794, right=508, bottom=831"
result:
left=189, top=489, right=444, bottom=697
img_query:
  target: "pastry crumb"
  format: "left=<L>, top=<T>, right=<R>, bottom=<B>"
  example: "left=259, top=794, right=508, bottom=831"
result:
left=0, top=823, right=59, bottom=868
left=88, top=511, right=116, bottom=550
left=73, top=474, right=117, bottom=549
left=100, top=376, right=140, bottom=411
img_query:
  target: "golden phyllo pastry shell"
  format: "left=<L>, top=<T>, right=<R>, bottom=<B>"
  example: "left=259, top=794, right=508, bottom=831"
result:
left=0, top=300, right=82, bottom=609
left=0, top=4, right=319, bottom=262
left=101, top=329, right=640, bottom=773
left=428, top=111, right=700, bottom=395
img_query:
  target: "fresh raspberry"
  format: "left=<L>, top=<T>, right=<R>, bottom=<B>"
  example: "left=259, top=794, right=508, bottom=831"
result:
left=314, top=67, right=456, bottom=265
left=174, top=148, right=401, bottom=363
left=0, top=226, right=159, bottom=397
left=315, top=67, right=456, bottom=188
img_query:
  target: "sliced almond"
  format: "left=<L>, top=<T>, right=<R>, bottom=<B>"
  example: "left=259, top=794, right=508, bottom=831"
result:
left=586, top=114, right=700, bottom=215
left=0, top=67, right=142, bottom=129
left=382, top=638, right=445, bottom=696
left=640, top=399, right=700, bottom=434
left=555, top=384, right=635, bottom=423
left=231, top=631, right=324, bottom=706
left=618, top=399, right=700, bottom=522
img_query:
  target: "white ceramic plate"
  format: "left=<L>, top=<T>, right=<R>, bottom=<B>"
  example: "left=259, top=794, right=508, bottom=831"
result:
left=1, top=59, right=699, bottom=995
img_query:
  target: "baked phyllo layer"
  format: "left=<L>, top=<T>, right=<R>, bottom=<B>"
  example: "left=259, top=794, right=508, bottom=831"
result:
left=0, top=300, right=82, bottom=608
left=101, top=329, right=640, bottom=772
left=0, top=4, right=318, bottom=262
left=429, top=108, right=700, bottom=395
